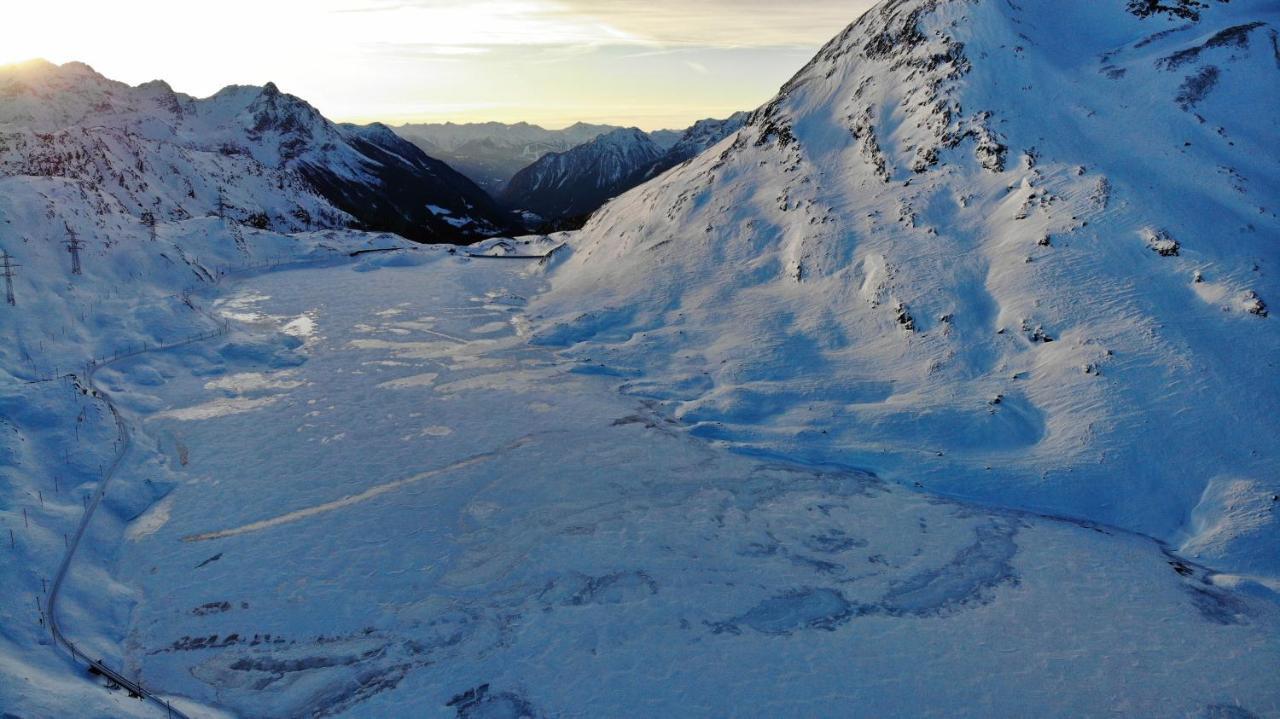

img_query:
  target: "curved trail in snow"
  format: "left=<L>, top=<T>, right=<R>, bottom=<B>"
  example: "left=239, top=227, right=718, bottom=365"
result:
left=45, top=340, right=213, bottom=719
left=44, top=249, right=407, bottom=718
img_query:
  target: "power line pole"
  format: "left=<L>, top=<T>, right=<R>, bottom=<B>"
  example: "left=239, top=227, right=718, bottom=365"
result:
left=141, top=210, right=157, bottom=241
left=64, top=224, right=84, bottom=276
left=1, top=250, right=18, bottom=306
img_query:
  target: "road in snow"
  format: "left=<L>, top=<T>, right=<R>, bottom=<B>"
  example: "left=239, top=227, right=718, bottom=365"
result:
left=87, top=255, right=1279, bottom=718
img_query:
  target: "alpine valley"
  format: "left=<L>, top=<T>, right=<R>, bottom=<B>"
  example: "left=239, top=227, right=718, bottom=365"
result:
left=1, top=1, right=1277, bottom=718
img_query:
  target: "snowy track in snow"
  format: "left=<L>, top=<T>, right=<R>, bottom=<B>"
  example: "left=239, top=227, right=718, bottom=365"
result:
left=180, top=436, right=533, bottom=544
left=45, top=327, right=228, bottom=719
left=40, top=252, right=406, bottom=718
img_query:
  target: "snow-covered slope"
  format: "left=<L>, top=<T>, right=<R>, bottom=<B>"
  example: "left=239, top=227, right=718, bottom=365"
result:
left=393, top=121, right=623, bottom=192
left=0, top=59, right=478, bottom=717
left=501, top=127, right=668, bottom=223
left=0, top=169, right=416, bottom=717
left=533, top=0, right=1280, bottom=576
left=0, top=60, right=513, bottom=243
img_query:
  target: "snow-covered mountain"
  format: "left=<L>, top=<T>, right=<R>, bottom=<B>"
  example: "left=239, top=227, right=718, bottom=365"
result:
left=534, top=0, right=1280, bottom=576
left=647, top=127, right=684, bottom=151
left=647, top=111, right=751, bottom=176
left=0, top=60, right=513, bottom=243
left=502, top=115, right=749, bottom=227
left=393, top=121, right=623, bottom=192
left=500, top=127, right=667, bottom=224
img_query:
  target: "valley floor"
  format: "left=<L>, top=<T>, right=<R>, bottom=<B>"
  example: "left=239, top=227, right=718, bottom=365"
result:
left=43, top=255, right=1280, bottom=717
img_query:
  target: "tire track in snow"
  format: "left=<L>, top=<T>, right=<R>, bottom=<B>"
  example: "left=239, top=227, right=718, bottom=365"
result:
left=181, top=436, right=534, bottom=542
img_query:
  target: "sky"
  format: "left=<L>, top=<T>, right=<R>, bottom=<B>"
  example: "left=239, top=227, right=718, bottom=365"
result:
left=0, top=0, right=876, bottom=130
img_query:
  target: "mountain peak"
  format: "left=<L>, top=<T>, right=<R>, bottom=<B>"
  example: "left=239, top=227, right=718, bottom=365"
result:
left=59, top=60, right=101, bottom=76
left=596, top=126, right=654, bottom=144
left=135, top=78, right=175, bottom=93
left=0, top=57, right=57, bottom=75
left=0, top=58, right=108, bottom=84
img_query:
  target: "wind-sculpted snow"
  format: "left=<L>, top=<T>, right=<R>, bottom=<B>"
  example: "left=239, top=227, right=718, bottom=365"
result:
left=4, top=235, right=1276, bottom=715
left=533, top=0, right=1280, bottom=577
left=877, top=520, right=1019, bottom=617
left=712, top=587, right=858, bottom=635
left=79, top=259, right=1278, bottom=717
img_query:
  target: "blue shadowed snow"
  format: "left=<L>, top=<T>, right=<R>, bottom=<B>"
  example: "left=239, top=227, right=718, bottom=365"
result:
left=77, top=258, right=1278, bottom=718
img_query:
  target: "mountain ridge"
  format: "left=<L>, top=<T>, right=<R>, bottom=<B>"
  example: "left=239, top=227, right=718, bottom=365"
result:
left=393, top=120, right=625, bottom=192
left=502, top=112, right=750, bottom=227
left=0, top=60, right=514, bottom=242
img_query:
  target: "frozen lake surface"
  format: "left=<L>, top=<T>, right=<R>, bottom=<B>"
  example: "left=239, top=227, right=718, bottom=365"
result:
left=90, top=255, right=1279, bottom=717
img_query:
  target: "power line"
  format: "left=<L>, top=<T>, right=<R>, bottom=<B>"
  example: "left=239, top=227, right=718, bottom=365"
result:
left=64, top=223, right=84, bottom=276
left=1, top=250, right=18, bottom=306
left=141, top=210, right=157, bottom=241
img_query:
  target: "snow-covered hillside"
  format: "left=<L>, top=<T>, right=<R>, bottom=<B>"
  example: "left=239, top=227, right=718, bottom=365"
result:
left=0, top=175, right=417, bottom=716
left=533, top=0, right=1280, bottom=577
left=393, top=121, right=623, bottom=192
left=0, top=240, right=1270, bottom=717
left=0, top=60, right=513, bottom=243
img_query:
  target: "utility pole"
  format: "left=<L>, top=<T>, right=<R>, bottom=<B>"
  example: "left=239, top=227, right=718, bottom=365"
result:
left=1, top=250, right=18, bottom=306
left=141, top=210, right=157, bottom=241
left=215, top=187, right=226, bottom=220
left=64, top=224, right=84, bottom=276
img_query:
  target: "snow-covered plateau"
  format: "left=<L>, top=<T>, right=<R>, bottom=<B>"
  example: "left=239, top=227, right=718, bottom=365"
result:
left=1, top=0, right=1278, bottom=717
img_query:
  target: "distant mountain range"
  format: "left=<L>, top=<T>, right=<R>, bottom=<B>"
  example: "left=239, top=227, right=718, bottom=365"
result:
left=393, top=121, right=687, bottom=194
left=500, top=127, right=667, bottom=226
left=0, top=60, right=515, bottom=243
left=501, top=113, right=749, bottom=228
left=0, top=61, right=747, bottom=242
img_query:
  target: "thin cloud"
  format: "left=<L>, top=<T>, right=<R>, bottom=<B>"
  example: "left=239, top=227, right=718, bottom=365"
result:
left=3, top=0, right=872, bottom=129
left=528, top=1, right=873, bottom=47
left=338, top=0, right=873, bottom=49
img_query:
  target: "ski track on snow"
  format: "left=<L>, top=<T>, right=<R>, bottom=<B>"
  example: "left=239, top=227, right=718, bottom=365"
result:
left=181, top=436, right=534, bottom=542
